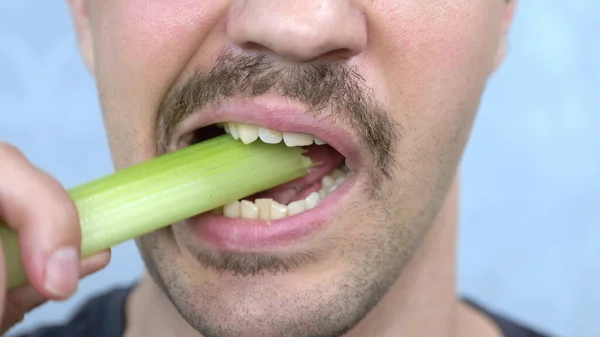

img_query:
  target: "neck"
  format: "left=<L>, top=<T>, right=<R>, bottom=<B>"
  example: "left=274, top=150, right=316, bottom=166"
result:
left=125, top=173, right=500, bottom=337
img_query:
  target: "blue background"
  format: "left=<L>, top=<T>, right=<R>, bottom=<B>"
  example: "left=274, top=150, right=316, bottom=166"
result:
left=1, top=1, right=598, bottom=336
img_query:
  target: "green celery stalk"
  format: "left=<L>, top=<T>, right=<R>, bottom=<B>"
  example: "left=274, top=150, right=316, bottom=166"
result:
left=0, top=135, right=313, bottom=290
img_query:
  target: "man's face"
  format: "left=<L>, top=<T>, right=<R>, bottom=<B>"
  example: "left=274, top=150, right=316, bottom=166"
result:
left=69, top=0, right=512, bottom=336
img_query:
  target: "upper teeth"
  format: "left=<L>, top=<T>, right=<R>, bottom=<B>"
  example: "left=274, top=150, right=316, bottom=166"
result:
left=222, top=122, right=326, bottom=147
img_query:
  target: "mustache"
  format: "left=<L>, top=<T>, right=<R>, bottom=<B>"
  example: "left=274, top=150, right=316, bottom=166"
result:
left=156, top=48, right=399, bottom=184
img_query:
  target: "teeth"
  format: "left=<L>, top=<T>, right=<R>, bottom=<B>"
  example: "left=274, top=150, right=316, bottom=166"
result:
left=223, top=200, right=241, bottom=218
left=258, top=127, right=283, bottom=144
left=331, top=169, right=345, bottom=180
left=255, top=199, right=272, bottom=220
left=305, top=192, right=320, bottom=209
left=314, top=137, right=326, bottom=145
left=321, top=176, right=335, bottom=188
left=238, top=124, right=259, bottom=144
left=211, top=164, right=350, bottom=221
left=270, top=201, right=288, bottom=220
left=287, top=200, right=307, bottom=216
left=240, top=200, right=259, bottom=219
left=229, top=123, right=240, bottom=140
left=283, top=132, right=314, bottom=147
left=222, top=122, right=328, bottom=147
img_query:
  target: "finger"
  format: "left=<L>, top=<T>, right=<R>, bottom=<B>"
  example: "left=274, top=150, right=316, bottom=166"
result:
left=0, top=250, right=112, bottom=333
left=1, top=284, right=39, bottom=333
left=0, top=143, right=82, bottom=299
left=79, top=249, right=112, bottom=276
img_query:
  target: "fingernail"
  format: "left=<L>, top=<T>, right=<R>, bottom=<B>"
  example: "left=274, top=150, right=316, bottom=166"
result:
left=44, top=247, right=79, bottom=297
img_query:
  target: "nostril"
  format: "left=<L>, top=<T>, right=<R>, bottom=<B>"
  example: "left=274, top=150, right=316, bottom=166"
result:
left=238, top=41, right=355, bottom=64
left=289, top=47, right=356, bottom=64
left=318, top=48, right=354, bottom=62
left=240, top=41, right=266, bottom=53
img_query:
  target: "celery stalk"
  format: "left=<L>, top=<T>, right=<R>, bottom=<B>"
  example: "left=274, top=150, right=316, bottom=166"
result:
left=0, top=135, right=313, bottom=290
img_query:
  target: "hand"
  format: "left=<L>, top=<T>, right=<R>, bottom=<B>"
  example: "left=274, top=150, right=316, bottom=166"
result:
left=0, top=142, right=111, bottom=333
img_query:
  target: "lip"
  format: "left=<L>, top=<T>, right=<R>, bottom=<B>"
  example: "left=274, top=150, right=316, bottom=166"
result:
left=184, top=173, right=358, bottom=251
left=169, top=94, right=363, bottom=251
left=169, top=94, right=362, bottom=172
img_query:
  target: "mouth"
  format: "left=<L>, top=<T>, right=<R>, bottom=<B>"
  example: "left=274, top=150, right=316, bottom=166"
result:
left=169, top=98, right=361, bottom=250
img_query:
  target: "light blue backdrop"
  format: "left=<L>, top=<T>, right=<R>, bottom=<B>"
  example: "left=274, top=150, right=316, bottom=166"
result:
left=1, top=1, right=598, bottom=336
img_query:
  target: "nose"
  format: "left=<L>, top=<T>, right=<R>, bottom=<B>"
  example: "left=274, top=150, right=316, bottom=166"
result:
left=226, top=0, right=368, bottom=62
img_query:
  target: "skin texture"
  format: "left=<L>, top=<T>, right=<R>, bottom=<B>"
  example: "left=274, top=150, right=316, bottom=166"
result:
left=0, top=144, right=111, bottom=334
left=0, top=0, right=517, bottom=336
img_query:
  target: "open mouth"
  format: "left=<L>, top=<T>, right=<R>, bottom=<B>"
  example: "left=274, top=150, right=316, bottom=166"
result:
left=169, top=98, right=360, bottom=249
left=183, top=122, right=351, bottom=222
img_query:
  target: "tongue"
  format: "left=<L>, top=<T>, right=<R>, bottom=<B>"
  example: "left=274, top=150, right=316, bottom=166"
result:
left=248, top=144, right=344, bottom=205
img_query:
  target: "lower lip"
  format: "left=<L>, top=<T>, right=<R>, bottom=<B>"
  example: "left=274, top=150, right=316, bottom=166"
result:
left=184, top=175, right=356, bottom=251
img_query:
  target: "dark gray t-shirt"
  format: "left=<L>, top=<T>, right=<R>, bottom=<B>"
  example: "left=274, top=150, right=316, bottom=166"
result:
left=13, top=286, right=550, bottom=337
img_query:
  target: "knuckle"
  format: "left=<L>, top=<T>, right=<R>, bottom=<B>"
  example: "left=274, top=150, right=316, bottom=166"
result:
left=31, top=171, right=81, bottom=234
left=52, top=192, right=80, bottom=229
left=0, top=142, right=23, bottom=159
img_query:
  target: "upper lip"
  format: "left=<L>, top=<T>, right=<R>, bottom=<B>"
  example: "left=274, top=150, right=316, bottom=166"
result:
left=168, top=95, right=362, bottom=172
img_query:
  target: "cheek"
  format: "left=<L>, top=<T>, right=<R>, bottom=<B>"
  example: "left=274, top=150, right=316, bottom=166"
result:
left=372, top=0, right=503, bottom=119
left=363, top=1, right=504, bottom=213
left=367, top=0, right=503, bottom=154
left=90, top=1, right=226, bottom=168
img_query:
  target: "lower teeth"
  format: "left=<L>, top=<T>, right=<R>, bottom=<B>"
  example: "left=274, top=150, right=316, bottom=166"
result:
left=215, top=165, right=349, bottom=220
